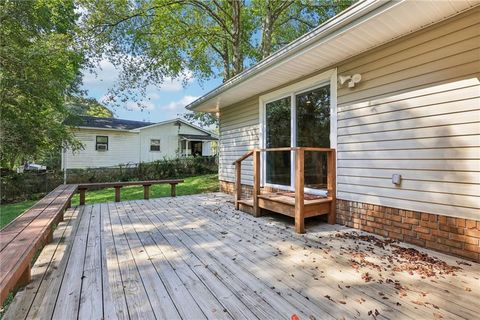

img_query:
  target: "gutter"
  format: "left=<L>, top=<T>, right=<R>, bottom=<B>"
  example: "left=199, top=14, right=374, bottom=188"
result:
left=186, top=0, right=389, bottom=111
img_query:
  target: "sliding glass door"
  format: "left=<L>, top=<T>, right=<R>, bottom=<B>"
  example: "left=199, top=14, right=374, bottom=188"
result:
left=265, top=97, right=291, bottom=186
left=296, top=86, right=331, bottom=190
left=263, top=83, right=331, bottom=192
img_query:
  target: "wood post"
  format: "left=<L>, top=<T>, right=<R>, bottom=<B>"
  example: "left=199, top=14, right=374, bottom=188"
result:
left=114, top=186, right=122, bottom=202
left=17, top=264, right=31, bottom=288
left=79, top=188, right=86, bottom=205
left=295, top=148, right=305, bottom=234
left=327, top=149, right=337, bottom=224
left=143, top=185, right=150, bottom=200
left=170, top=183, right=177, bottom=197
left=235, top=161, right=241, bottom=210
left=66, top=199, right=71, bottom=209
left=253, top=150, right=261, bottom=217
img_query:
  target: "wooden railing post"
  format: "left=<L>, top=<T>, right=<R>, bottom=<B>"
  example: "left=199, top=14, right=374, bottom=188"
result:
left=79, top=188, right=86, bottom=205
left=170, top=183, right=177, bottom=197
left=235, top=161, right=241, bottom=210
left=143, top=184, right=150, bottom=200
left=114, top=186, right=122, bottom=202
left=327, top=149, right=337, bottom=224
left=253, top=150, right=261, bottom=217
left=295, top=148, right=305, bottom=233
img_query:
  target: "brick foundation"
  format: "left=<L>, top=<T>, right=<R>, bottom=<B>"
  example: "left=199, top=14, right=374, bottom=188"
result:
left=337, top=199, right=480, bottom=262
left=220, top=180, right=253, bottom=198
left=220, top=180, right=480, bottom=262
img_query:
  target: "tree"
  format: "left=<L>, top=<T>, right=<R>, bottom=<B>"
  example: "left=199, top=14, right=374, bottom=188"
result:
left=66, top=96, right=114, bottom=118
left=79, top=0, right=355, bottom=127
left=0, top=0, right=84, bottom=168
left=253, top=0, right=353, bottom=59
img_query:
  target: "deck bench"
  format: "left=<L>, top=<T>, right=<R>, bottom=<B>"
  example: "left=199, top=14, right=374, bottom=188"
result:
left=77, top=179, right=184, bottom=204
left=0, top=184, right=78, bottom=305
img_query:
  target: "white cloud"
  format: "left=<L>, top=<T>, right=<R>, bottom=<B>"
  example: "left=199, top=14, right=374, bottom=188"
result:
left=82, top=59, right=194, bottom=94
left=161, top=95, right=199, bottom=111
left=125, top=101, right=155, bottom=111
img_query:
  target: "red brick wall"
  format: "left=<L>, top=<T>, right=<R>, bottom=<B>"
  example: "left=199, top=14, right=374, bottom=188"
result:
left=337, top=199, right=480, bottom=262
left=220, top=180, right=480, bottom=262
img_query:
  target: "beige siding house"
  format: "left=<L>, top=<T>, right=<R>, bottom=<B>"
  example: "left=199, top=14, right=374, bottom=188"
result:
left=188, top=1, right=480, bottom=261
left=62, top=117, right=217, bottom=169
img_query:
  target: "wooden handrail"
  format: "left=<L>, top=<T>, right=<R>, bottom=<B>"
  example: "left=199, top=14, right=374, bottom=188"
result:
left=233, top=147, right=336, bottom=232
left=232, top=150, right=254, bottom=165
left=77, top=179, right=184, bottom=205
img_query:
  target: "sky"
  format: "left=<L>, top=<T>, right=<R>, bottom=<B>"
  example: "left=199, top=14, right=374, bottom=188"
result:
left=81, top=59, right=222, bottom=122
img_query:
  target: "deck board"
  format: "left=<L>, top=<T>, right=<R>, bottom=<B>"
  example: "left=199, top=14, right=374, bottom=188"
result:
left=5, top=193, right=480, bottom=320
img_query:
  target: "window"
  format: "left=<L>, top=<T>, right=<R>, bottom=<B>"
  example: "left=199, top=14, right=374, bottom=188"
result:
left=96, top=136, right=108, bottom=151
left=150, top=139, right=161, bottom=151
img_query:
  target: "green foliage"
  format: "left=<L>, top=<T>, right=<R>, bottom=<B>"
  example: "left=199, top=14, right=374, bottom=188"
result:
left=0, top=156, right=217, bottom=203
left=0, top=0, right=85, bottom=168
left=183, top=111, right=219, bottom=129
left=78, top=0, right=356, bottom=124
left=65, top=96, right=114, bottom=118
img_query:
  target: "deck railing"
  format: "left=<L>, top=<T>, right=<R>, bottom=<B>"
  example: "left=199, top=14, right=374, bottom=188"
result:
left=233, top=147, right=336, bottom=233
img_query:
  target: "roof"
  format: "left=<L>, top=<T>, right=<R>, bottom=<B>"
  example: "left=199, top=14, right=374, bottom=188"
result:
left=187, top=0, right=477, bottom=112
left=69, top=116, right=217, bottom=136
left=130, top=118, right=216, bottom=136
left=179, top=134, right=218, bottom=141
left=69, top=116, right=154, bottom=130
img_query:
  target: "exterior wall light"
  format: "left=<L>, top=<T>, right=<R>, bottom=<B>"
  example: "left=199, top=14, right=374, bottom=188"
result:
left=339, top=74, right=362, bottom=88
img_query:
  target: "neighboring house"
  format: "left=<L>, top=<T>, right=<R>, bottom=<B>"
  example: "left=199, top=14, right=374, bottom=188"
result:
left=188, top=1, right=480, bottom=261
left=62, top=117, right=217, bottom=169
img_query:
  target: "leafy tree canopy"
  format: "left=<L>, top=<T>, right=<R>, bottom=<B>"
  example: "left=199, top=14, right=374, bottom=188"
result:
left=0, top=0, right=84, bottom=168
left=78, top=0, right=354, bottom=127
left=66, top=96, right=114, bottom=118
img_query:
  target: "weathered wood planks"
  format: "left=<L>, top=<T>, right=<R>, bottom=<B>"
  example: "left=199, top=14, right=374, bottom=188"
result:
left=6, top=194, right=480, bottom=320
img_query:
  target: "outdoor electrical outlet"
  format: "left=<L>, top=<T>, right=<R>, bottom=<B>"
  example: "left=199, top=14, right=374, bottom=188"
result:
left=392, top=174, right=402, bottom=185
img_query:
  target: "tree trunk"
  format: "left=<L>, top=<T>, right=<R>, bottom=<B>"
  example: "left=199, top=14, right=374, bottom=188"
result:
left=261, top=11, right=273, bottom=59
left=223, top=39, right=231, bottom=81
left=231, top=0, right=243, bottom=76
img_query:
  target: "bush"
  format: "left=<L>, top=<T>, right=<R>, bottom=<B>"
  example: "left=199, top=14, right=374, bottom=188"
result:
left=1, top=156, right=218, bottom=203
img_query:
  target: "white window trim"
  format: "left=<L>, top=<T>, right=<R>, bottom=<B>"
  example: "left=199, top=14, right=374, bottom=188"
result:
left=150, top=138, right=161, bottom=152
left=258, top=68, right=337, bottom=195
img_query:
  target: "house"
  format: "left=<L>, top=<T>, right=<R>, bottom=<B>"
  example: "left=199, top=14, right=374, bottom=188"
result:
left=62, top=116, right=217, bottom=169
left=187, top=1, right=480, bottom=262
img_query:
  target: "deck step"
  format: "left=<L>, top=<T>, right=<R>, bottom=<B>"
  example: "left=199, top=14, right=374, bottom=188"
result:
left=257, top=193, right=332, bottom=206
left=236, top=193, right=332, bottom=218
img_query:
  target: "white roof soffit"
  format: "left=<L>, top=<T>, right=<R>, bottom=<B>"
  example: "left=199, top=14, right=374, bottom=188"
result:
left=187, top=0, right=477, bottom=112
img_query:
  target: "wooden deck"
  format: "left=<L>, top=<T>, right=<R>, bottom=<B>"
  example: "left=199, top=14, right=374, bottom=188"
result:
left=5, top=193, right=480, bottom=320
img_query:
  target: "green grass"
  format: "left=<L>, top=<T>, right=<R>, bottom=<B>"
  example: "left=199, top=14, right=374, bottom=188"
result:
left=0, top=174, right=219, bottom=230
left=71, top=173, right=219, bottom=206
left=0, top=200, right=37, bottom=229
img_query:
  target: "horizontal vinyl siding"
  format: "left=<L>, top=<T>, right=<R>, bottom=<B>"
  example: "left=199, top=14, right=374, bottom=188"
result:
left=138, top=122, right=208, bottom=161
left=336, top=9, right=480, bottom=220
left=65, top=129, right=140, bottom=169
left=219, top=96, right=259, bottom=185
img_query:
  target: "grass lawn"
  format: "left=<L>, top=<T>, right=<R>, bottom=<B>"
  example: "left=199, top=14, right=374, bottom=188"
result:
left=0, top=174, right=219, bottom=230
left=0, top=200, right=37, bottom=229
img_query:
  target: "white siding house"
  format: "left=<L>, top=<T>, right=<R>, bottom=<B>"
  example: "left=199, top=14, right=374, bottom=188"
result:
left=187, top=1, right=480, bottom=259
left=62, top=117, right=217, bottom=169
